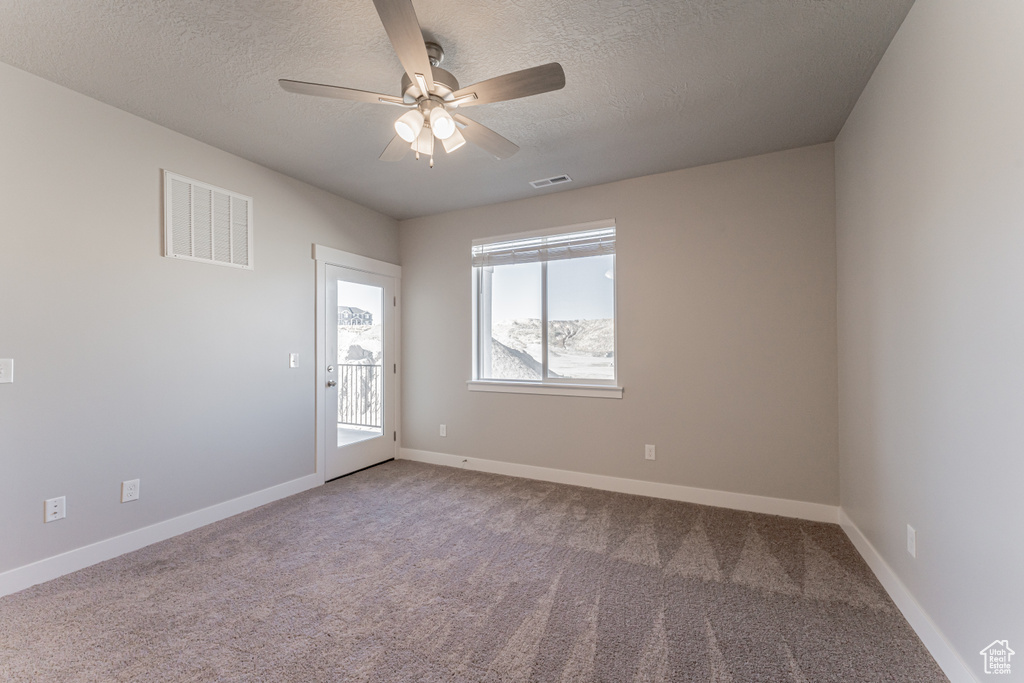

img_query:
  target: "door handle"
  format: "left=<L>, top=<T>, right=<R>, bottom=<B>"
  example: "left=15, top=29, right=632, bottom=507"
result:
left=326, top=379, right=337, bottom=387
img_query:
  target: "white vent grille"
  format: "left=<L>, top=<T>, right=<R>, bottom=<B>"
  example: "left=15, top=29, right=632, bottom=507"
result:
left=164, top=171, right=253, bottom=269
left=529, top=174, right=572, bottom=189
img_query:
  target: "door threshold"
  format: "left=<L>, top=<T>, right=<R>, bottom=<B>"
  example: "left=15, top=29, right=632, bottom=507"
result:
left=324, top=458, right=395, bottom=483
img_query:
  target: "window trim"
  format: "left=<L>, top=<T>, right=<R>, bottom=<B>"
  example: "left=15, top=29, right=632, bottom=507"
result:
left=471, top=220, right=621, bottom=397
left=466, top=380, right=623, bottom=399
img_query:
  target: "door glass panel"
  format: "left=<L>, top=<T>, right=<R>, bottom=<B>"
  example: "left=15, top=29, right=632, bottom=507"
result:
left=337, top=281, right=384, bottom=447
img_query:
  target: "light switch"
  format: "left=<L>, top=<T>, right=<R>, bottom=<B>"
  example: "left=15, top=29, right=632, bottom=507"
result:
left=0, top=359, right=13, bottom=384
left=289, top=353, right=299, bottom=368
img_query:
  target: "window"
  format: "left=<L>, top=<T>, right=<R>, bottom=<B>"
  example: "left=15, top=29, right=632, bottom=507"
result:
left=471, top=221, right=621, bottom=398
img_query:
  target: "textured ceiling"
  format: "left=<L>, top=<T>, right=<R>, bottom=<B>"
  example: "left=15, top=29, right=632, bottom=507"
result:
left=0, top=0, right=914, bottom=220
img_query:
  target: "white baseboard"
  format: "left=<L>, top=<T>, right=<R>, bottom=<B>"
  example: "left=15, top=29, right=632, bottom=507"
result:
left=0, top=473, right=321, bottom=598
left=398, top=448, right=839, bottom=523
left=839, top=509, right=978, bottom=683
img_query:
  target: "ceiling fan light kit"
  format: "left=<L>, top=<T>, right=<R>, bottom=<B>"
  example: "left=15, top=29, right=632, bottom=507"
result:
left=413, top=124, right=434, bottom=157
left=441, top=128, right=467, bottom=154
left=428, top=104, right=456, bottom=140
left=279, top=0, right=566, bottom=167
left=394, top=109, right=424, bottom=142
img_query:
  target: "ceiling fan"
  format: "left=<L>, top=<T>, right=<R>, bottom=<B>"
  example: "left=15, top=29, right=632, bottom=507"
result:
left=279, top=0, right=566, bottom=167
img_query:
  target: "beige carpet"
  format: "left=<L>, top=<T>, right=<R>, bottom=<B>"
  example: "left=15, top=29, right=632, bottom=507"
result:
left=0, top=460, right=945, bottom=682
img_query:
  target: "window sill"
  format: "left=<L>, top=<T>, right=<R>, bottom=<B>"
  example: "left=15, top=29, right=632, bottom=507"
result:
left=467, top=380, right=623, bottom=399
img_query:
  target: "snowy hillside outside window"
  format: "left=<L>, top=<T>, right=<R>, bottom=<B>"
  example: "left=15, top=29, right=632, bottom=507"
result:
left=472, top=222, right=616, bottom=388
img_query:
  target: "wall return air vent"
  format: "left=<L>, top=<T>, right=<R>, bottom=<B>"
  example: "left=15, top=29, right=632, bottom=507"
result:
left=164, top=171, right=253, bottom=270
left=529, top=174, right=572, bottom=189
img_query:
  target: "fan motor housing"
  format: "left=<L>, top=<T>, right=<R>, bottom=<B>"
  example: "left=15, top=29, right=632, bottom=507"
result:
left=401, top=67, right=460, bottom=102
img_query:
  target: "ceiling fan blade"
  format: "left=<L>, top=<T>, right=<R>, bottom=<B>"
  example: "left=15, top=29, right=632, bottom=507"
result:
left=371, top=0, right=434, bottom=95
left=453, top=114, right=519, bottom=160
left=450, top=63, right=565, bottom=107
left=379, top=135, right=410, bottom=162
left=279, top=79, right=404, bottom=105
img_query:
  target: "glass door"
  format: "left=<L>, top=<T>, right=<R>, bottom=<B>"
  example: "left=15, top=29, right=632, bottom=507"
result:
left=325, top=264, right=396, bottom=479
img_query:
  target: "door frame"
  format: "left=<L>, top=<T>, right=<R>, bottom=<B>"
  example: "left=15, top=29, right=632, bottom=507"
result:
left=314, top=244, right=401, bottom=484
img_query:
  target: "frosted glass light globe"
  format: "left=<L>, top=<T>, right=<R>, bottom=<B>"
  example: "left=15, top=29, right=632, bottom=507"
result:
left=395, top=110, right=424, bottom=143
left=429, top=107, right=456, bottom=140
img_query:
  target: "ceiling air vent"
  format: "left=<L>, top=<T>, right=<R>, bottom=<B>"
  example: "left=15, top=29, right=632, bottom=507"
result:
left=164, top=170, right=253, bottom=270
left=529, top=174, right=573, bottom=189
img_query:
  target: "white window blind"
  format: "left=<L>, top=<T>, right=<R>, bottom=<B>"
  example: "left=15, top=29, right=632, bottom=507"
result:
left=472, top=226, right=615, bottom=268
left=164, top=170, right=253, bottom=270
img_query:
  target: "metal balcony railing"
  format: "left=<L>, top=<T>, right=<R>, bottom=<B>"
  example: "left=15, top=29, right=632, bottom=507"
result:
left=338, top=363, right=382, bottom=429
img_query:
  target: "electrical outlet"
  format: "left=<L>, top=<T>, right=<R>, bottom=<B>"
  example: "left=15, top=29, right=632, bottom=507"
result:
left=440, top=424, right=447, bottom=437
left=44, top=496, right=66, bottom=523
left=645, top=444, right=656, bottom=460
left=121, top=479, right=140, bottom=503
left=907, top=524, right=916, bottom=558
left=289, top=353, right=299, bottom=368
left=0, top=359, right=13, bottom=384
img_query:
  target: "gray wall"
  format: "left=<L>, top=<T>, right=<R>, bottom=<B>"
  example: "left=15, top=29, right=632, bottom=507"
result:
left=835, top=0, right=1024, bottom=672
left=400, top=143, right=839, bottom=505
left=0, top=62, right=398, bottom=573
